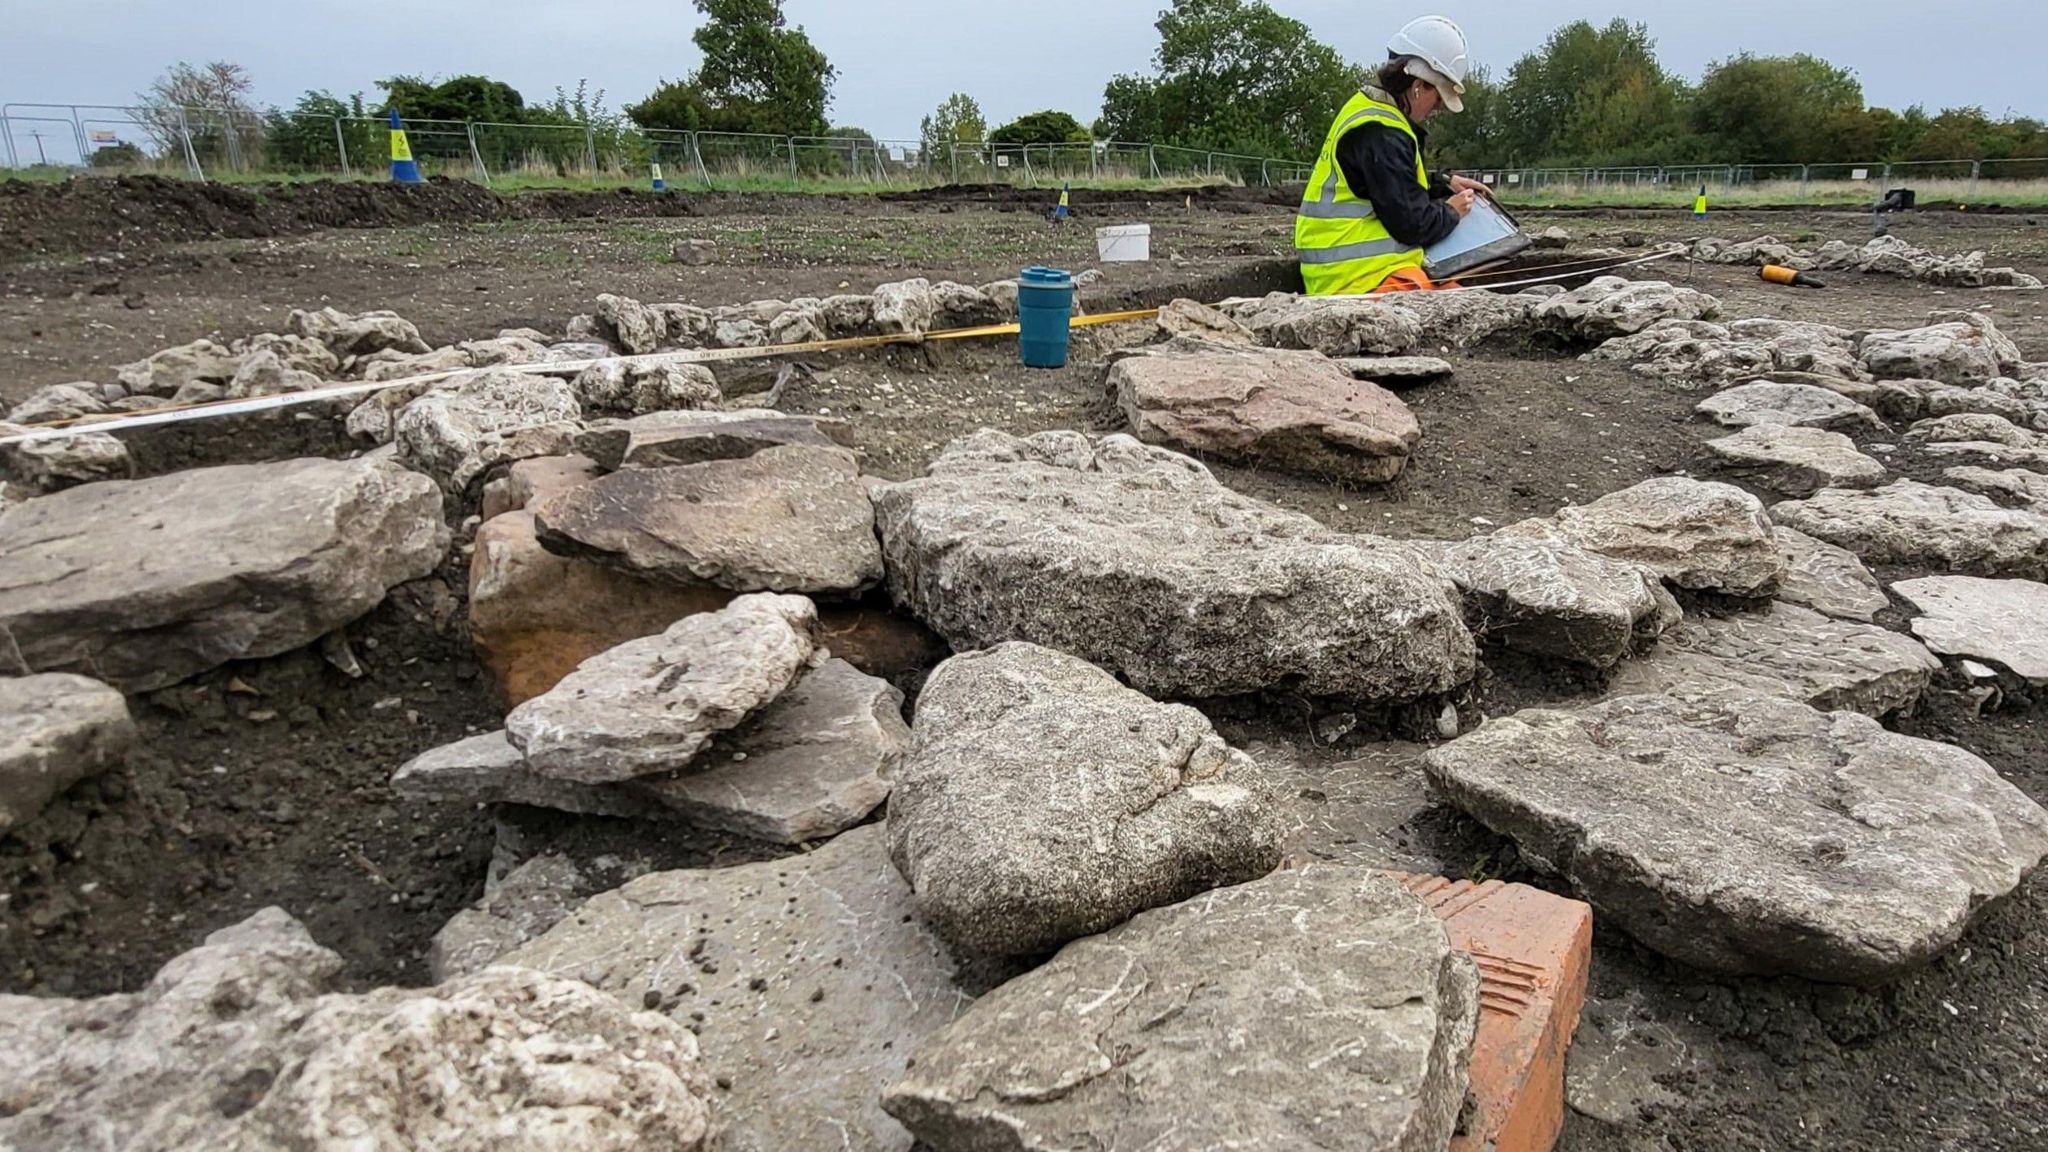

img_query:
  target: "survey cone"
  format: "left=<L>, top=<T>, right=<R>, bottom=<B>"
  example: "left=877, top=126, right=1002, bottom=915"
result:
left=1053, top=183, right=1070, bottom=223
left=388, top=109, right=425, bottom=184
left=651, top=162, right=667, bottom=192
left=1693, top=183, right=1708, bottom=218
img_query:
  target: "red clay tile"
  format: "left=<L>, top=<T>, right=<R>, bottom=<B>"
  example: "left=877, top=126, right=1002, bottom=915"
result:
left=1392, top=873, right=1594, bottom=1152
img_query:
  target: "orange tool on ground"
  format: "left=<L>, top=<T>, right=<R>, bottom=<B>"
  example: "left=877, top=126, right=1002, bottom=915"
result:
left=1761, top=264, right=1827, bottom=289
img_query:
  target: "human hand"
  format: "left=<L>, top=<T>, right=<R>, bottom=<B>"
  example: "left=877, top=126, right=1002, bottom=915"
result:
left=1449, top=175, right=1490, bottom=196
left=1448, top=189, right=1479, bottom=218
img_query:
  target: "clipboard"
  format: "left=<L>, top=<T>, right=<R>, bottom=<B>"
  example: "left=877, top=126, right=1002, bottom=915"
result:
left=1424, top=195, right=1532, bottom=280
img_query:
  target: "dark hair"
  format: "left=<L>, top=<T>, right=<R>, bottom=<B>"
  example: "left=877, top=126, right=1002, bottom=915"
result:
left=1377, top=57, right=1424, bottom=113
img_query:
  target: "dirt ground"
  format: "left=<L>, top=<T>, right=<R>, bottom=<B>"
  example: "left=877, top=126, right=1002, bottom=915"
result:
left=5, top=184, right=2048, bottom=1151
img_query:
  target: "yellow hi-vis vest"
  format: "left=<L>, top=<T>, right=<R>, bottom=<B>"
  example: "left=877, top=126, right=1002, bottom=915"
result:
left=1295, top=90, right=1429, bottom=295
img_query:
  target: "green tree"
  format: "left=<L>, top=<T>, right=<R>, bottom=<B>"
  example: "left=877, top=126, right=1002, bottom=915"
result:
left=920, top=93, right=987, bottom=158
left=1495, top=20, right=1691, bottom=166
left=1690, top=54, right=1865, bottom=163
left=262, top=90, right=374, bottom=171
left=989, top=110, right=1091, bottom=146
left=1096, top=0, right=1360, bottom=156
left=1428, top=66, right=1503, bottom=170
left=658, top=0, right=837, bottom=136
left=380, top=74, right=525, bottom=122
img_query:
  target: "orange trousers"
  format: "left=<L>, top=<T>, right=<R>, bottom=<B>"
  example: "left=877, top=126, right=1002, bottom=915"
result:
left=1373, top=266, right=1458, bottom=293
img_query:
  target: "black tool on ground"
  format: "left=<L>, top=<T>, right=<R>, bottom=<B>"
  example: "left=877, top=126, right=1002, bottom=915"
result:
left=1760, top=264, right=1827, bottom=289
left=1878, top=188, right=1917, bottom=212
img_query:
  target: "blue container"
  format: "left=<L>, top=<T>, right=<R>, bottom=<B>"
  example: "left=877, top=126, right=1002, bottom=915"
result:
left=1017, top=266, right=1075, bottom=369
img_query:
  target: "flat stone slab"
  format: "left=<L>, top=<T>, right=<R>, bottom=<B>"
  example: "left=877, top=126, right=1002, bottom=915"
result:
left=1772, top=480, right=2048, bottom=581
left=1606, top=602, right=1937, bottom=717
left=1895, top=576, right=2048, bottom=684
left=873, top=431, right=1474, bottom=702
left=1496, top=477, right=1784, bottom=597
left=1704, top=424, right=1886, bottom=498
left=1944, top=466, right=2048, bottom=509
left=1697, top=381, right=1884, bottom=432
left=1530, top=275, right=1719, bottom=341
left=535, top=445, right=883, bottom=596
left=0, top=458, right=447, bottom=693
left=574, top=408, right=846, bottom=471
left=1859, top=318, right=2022, bottom=385
left=505, top=593, right=818, bottom=785
left=503, top=824, right=970, bottom=1152
left=882, top=868, right=1479, bottom=1152
left=1109, top=341, right=1422, bottom=483
left=0, top=673, right=134, bottom=832
left=0, top=908, right=715, bottom=1152
left=1424, top=686, right=2048, bottom=983
left=428, top=854, right=589, bottom=981
left=889, top=643, right=1282, bottom=957
left=1335, top=354, right=1456, bottom=383
left=1411, top=536, right=1679, bottom=668
left=1394, top=874, right=1592, bottom=1152
left=1773, top=526, right=1889, bottom=622
left=399, top=657, right=905, bottom=845
left=1588, top=318, right=1867, bottom=389
left=393, top=368, right=583, bottom=494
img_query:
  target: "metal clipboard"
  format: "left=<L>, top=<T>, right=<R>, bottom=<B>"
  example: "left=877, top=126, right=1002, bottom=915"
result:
left=1424, top=195, right=1532, bottom=279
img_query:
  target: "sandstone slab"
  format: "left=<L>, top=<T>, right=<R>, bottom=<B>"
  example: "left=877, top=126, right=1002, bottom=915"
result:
left=479, top=454, right=602, bottom=520
left=1108, top=341, right=1421, bottom=483
left=505, top=592, right=819, bottom=784
left=882, top=868, right=1479, bottom=1152
left=1704, top=424, right=1886, bottom=497
left=1425, top=686, right=2048, bottom=982
left=576, top=408, right=844, bottom=471
left=1772, top=481, right=2048, bottom=580
left=0, top=908, right=713, bottom=1152
left=1773, top=526, right=1889, bottom=622
left=1607, top=602, right=1936, bottom=716
left=890, top=643, right=1282, bottom=957
left=0, top=458, right=447, bottom=692
left=872, top=431, right=1474, bottom=702
left=1497, top=477, right=1783, bottom=597
left=0, top=673, right=134, bottom=832
left=1895, top=576, right=2048, bottom=684
left=504, top=824, right=968, bottom=1152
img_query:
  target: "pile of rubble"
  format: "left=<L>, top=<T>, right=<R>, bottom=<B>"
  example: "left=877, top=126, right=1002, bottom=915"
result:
left=1689, top=233, right=2045, bottom=289
left=6, top=267, right=2048, bottom=1150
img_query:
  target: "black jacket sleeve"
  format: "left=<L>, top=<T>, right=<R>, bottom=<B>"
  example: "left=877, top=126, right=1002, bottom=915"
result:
left=1334, top=122, right=1460, bottom=249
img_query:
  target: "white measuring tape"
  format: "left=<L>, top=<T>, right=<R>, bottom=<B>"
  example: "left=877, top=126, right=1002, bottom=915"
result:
left=1, top=250, right=1683, bottom=447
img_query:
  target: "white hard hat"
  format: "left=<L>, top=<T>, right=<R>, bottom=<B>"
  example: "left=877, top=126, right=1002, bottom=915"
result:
left=1388, top=15, right=1470, bottom=112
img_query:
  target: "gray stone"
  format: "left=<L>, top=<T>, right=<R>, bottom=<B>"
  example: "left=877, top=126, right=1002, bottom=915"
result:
left=1412, top=535, right=1678, bottom=667
left=1907, top=412, right=2046, bottom=448
left=479, top=453, right=602, bottom=521
left=1774, top=526, right=1889, bottom=622
left=1697, top=381, right=1885, bottom=431
left=1220, top=290, right=1531, bottom=357
left=890, top=643, right=1283, bottom=957
left=503, top=824, right=967, bottom=1152
left=594, top=293, right=666, bottom=354
left=0, top=908, right=714, bottom=1152
left=930, top=280, right=1002, bottom=328
left=872, top=431, right=1474, bottom=702
left=1427, top=685, right=2048, bottom=982
left=1335, top=354, right=1457, bottom=383
left=170, top=380, right=226, bottom=406
left=1606, top=602, right=1938, bottom=716
left=1531, top=224, right=1573, bottom=248
left=883, top=867, right=1479, bottom=1152
left=1859, top=316, right=2023, bottom=385
left=505, top=593, right=819, bottom=785
left=1531, top=276, right=1720, bottom=341
left=394, top=368, right=583, bottom=494
left=1108, top=340, right=1421, bottom=483
left=571, top=360, right=721, bottom=414
left=1944, top=466, right=2048, bottom=509
left=7, top=383, right=106, bottom=425
left=0, top=673, right=134, bottom=832
left=535, top=445, right=882, bottom=595
left=0, top=458, right=447, bottom=692
left=575, top=408, right=844, bottom=471
left=1704, top=424, right=1886, bottom=497
left=1773, top=481, right=2048, bottom=580
left=287, top=306, right=431, bottom=357
left=671, top=237, right=716, bottom=265
left=1155, top=297, right=1255, bottom=344
left=429, top=854, right=589, bottom=980
left=1496, top=477, right=1784, bottom=597
left=873, top=277, right=937, bottom=335
left=1895, top=576, right=2048, bottom=684
left=399, top=658, right=905, bottom=845
left=114, top=338, right=241, bottom=397
left=1588, top=318, right=1867, bottom=388
left=237, top=332, right=342, bottom=377
left=360, top=346, right=473, bottom=383
left=224, top=348, right=324, bottom=399
left=0, top=424, right=132, bottom=492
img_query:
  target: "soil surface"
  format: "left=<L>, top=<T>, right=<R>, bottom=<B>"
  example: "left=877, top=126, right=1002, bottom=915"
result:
left=5, top=178, right=2048, bottom=1150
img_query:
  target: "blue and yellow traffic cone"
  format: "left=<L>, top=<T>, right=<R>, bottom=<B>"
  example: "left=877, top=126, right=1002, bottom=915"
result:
left=1053, top=183, right=1070, bottom=223
left=651, top=162, right=667, bottom=192
left=1693, top=183, right=1708, bottom=218
left=388, top=109, right=424, bottom=184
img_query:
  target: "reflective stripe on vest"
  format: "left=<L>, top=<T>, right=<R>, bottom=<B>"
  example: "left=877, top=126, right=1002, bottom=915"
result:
left=1295, top=91, right=1429, bottom=295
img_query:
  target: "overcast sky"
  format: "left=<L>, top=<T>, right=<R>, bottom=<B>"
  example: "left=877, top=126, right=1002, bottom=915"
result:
left=6, top=0, right=2040, bottom=148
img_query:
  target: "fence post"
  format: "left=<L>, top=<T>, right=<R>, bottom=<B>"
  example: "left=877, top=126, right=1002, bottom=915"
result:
left=1149, top=144, right=1159, bottom=180
left=690, top=132, right=709, bottom=186
left=1091, top=141, right=1099, bottom=182
left=1881, top=163, right=1891, bottom=185
left=1970, top=159, right=1981, bottom=199
left=466, top=123, right=490, bottom=186
left=175, top=105, right=203, bottom=180
left=787, top=136, right=798, bottom=187
left=1, top=111, right=15, bottom=170
left=331, top=117, right=351, bottom=177
left=69, top=106, right=88, bottom=165
left=950, top=142, right=959, bottom=185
